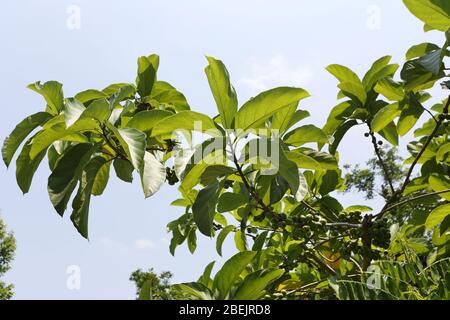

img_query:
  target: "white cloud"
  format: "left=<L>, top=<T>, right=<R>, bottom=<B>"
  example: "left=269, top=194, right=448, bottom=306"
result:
left=237, top=55, right=313, bottom=94
left=134, top=239, right=155, bottom=250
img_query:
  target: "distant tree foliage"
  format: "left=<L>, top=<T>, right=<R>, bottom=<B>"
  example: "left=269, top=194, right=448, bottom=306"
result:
left=0, top=216, right=16, bottom=300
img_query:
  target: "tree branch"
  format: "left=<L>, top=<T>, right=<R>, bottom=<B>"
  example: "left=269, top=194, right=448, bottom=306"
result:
left=399, top=96, right=450, bottom=196
left=368, top=127, right=396, bottom=196
left=375, top=189, right=450, bottom=218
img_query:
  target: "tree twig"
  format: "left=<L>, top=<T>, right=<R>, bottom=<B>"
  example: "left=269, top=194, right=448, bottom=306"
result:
left=375, top=189, right=450, bottom=219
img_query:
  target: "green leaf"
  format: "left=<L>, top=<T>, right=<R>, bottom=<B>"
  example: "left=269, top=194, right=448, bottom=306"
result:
left=92, top=160, right=111, bottom=196
left=234, top=87, right=309, bottom=131
left=429, top=174, right=450, bottom=201
left=271, top=104, right=297, bottom=135
left=113, top=158, right=134, bottom=183
left=125, top=110, right=172, bottom=132
left=188, top=228, right=197, bottom=254
left=398, top=97, right=424, bottom=136
left=64, top=98, right=86, bottom=127
left=2, top=112, right=52, bottom=167
left=371, top=103, right=401, bottom=132
left=416, top=49, right=443, bottom=75
left=192, top=181, right=220, bottom=236
left=74, top=89, right=108, bottom=104
left=106, top=124, right=146, bottom=171
left=252, top=231, right=268, bottom=251
left=140, top=151, right=165, bottom=198
left=426, top=204, right=450, bottom=230
left=437, top=142, right=450, bottom=162
left=323, top=101, right=355, bottom=135
left=234, top=230, right=247, bottom=252
left=205, top=56, right=238, bottom=128
left=136, top=54, right=159, bottom=97
left=71, top=156, right=107, bottom=238
left=287, top=149, right=337, bottom=170
left=326, top=64, right=361, bottom=84
left=138, top=280, right=153, bottom=300
left=403, top=0, right=450, bottom=31
left=233, top=269, right=284, bottom=300
left=284, top=125, right=329, bottom=146
left=151, top=111, right=221, bottom=137
left=198, top=261, right=215, bottom=287
left=329, top=120, right=358, bottom=154
left=48, top=143, right=100, bottom=215
left=278, top=148, right=300, bottom=197
left=216, top=225, right=235, bottom=256
left=15, top=136, right=47, bottom=194
left=337, top=82, right=367, bottom=105
left=213, top=251, right=256, bottom=300
left=379, top=122, right=399, bottom=145
left=217, top=192, right=247, bottom=213
left=180, top=151, right=227, bottom=192
left=27, top=81, right=64, bottom=115
left=151, top=81, right=190, bottom=111
left=374, top=78, right=405, bottom=101
left=79, top=98, right=111, bottom=123
left=362, top=56, right=392, bottom=90
left=29, top=122, right=88, bottom=160
left=406, top=43, right=440, bottom=60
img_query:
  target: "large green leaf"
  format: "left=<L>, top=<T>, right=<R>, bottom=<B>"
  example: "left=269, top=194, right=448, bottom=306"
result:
left=398, top=96, right=424, bottom=136
left=140, top=151, right=165, bottom=198
left=106, top=124, right=146, bottom=171
left=272, top=106, right=309, bottom=135
left=326, top=64, right=361, bottom=84
left=15, top=136, right=47, bottom=194
left=192, top=181, right=221, bottom=236
left=429, top=174, right=450, bottom=201
left=27, top=81, right=64, bottom=115
left=71, top=156, right=107, bottom=238
left=403, top=0, right=450, bottom=31
left=205, top=56, right=238, bottom=128
left=151, top=111, right=221, bottom=137
left=337, top=82, right=367, bottom=105
left=125, top=110, right=172, bottom=132
left=113, top=158, right=134, bottom=183
left=233, top=269, right=284, bottom=300
left=64, top=98, right=86, bottom=127
left=48, top=143, right=99, bottom=215
left=92, top=160, right=111, bottom=196
left=371, top=103, right=401, bottom=132
left=180, top=151, right=227, bottom=193
left=234, top=87, right=309, bottom=132
left=362, top=56, right=393, bottom=90
left=74, top=89, right=108, bottom=104
left=217, top=193, right=247, bottom=213
left=329, top=120, right=358, bottom=154
left=213, top=251, right=257, bottom=299
left=374, top=78, right=405, bottom=101
left=29, top=122, right=89, bottom=160
left=323, top=101, right=355, bottom=135
left=287, top=149, right=338, bottom=170
left=283, top=125, right=329, bottom=146
left=151, top=81, right=190, bottom=111
left=2, top=112, right=52, bottom=167
left=406, top=43, right=441, bottom=60
left=136, top=54, right=159, bottom=98
left=426, top=204, right=450, bottom=230
left=216, top=225, right=235, bottom=256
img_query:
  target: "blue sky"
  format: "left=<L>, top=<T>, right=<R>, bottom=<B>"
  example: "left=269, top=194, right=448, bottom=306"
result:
left=0, top=0, right=445, bottom=299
